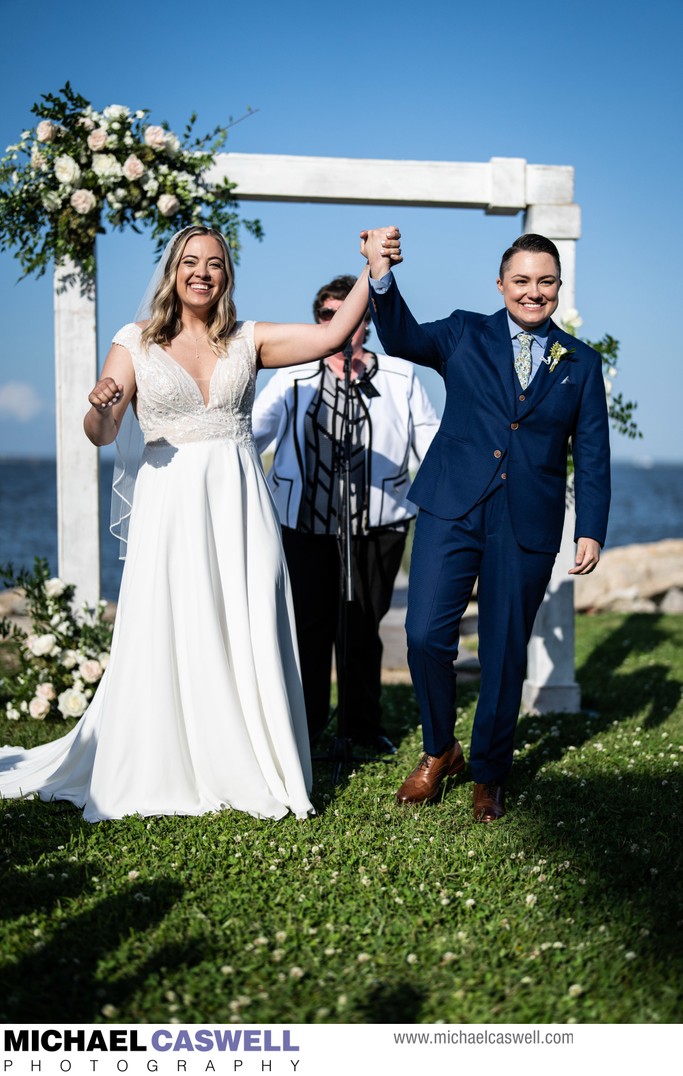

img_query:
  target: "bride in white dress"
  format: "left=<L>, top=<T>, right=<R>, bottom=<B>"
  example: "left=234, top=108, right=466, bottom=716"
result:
left=0, top=225, right=402, bottom=822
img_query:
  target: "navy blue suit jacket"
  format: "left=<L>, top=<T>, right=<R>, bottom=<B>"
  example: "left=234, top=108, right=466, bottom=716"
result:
left=370, top=277, right=611, bottom=554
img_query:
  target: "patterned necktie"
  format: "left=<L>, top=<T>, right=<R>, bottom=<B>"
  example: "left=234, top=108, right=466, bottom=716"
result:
left=515, top=332, right=533, bottom=389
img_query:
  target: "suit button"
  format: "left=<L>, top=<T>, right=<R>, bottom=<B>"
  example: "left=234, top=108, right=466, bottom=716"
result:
left=493, top=449, right=502, bottom=459
left=519, top=394, right=525, bottom=401
left=511, top=422, right=519, bottom=430
left=501, top=472, right=507, bottom=480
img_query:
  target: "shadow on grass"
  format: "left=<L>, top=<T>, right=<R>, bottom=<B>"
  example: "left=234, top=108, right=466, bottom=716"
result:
left=516, top=613, right=681, bottom=778
left=0, top=801, right=185, bottom=1022
left=511, top=771, right=683, bottom=970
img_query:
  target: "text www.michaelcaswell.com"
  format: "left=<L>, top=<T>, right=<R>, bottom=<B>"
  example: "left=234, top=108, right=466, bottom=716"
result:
left=393, top=1029, right=574, bottom=1047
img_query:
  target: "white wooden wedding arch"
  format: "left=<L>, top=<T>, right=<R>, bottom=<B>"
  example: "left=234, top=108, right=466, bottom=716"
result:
left=54, top=151, right=582, bottom=713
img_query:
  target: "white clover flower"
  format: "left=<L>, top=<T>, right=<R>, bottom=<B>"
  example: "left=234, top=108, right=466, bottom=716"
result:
left=58, top=687, right=88, bottom=719
left=70, top=189, right=97, bottom=215
left=465, top=898, right=475, bottom=908
left=54, top=155, right=81, bottom=185
left=157, top=193, right=181, bottom=217
left=525, top=894, right=537, bottom=907
left=289, top=966, right=304, bottom=979
left=36, top=120, right=57, bottom=142
left=406, top=953, right=418, bottom=964
left=29, top=696, right=51, bottom=720
left=92, top=153, right=122, bottom=180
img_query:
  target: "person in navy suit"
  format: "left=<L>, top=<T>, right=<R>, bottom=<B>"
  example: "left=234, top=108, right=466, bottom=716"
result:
left=360, top=228, right=610, bottom=821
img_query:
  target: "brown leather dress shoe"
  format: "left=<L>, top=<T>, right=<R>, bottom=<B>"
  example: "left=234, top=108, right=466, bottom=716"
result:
left=473, top=781, right=506, bottom=822
left=396, top=740, right=465, bottom=804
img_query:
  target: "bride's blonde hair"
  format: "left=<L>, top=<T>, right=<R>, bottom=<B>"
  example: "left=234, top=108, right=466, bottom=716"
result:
left=141, top=226, right=237, bottom=355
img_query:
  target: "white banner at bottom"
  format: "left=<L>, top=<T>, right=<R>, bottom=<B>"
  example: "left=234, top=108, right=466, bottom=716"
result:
left=0, top=1023, right=675, bottom=1076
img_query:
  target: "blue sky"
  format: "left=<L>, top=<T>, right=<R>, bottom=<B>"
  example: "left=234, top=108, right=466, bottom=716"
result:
left=1, top=0, right=681, bottom=461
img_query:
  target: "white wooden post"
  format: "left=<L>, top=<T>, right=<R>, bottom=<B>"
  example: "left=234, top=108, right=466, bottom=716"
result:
left=521, top=204, right=582, bottom=714
left=53, top=258, right=100, bottom=609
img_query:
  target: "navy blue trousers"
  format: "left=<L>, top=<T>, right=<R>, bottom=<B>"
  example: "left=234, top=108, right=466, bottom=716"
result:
left=406, top=486, right=556, bottom=783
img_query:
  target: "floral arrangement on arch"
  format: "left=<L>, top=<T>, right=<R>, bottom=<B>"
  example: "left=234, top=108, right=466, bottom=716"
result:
left=0, top=82, right=262, bottom=278
left=1, top=559, right=113, bottom=722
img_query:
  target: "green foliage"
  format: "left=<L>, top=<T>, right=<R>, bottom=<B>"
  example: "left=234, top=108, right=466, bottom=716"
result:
left=0, top=614, right=681, bottom=1023
left=585, top=332, right=642, bottom=441
left=0, top=557, right=112, bottom=722
left=0, top=82, right=263, bottom=279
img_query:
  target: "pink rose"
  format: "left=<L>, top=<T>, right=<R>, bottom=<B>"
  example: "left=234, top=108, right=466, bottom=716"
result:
left=157, top=193, right=181, bottom=217
left=70, top=188, right=97, bottom=214
left=29, top=696, right=50, bottom=720
left=87, top=128, right=108, bottom=151
left=79, top=658, right=103, bottom=684
left=122, top=155, right=145, bottom=181
left=36, top=120, right=56, bottom=142
left=144, top=125, right=166, bottom=150
left=36, top=682, right=56, bottom=701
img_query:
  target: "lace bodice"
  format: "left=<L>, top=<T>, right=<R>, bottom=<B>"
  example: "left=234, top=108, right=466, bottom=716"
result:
left=113, top=321, right=257, bottom=446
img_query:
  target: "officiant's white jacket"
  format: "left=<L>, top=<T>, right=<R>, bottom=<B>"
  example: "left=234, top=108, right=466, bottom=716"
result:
left=252, top=354, right=439, bottom=530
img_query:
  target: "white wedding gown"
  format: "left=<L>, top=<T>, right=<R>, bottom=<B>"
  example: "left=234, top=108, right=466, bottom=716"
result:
left=0, top=321, right=313, bottom=822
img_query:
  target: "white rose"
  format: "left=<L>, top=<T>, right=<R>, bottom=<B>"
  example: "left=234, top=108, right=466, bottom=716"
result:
left=122, top=155, right=145, bottom=181
left=61, top=649, right=79, bottom=670
left=79, top=658, right=102, bottom=684
left=142, top=177, right=159, bottom=196
left=6, top=705, right=20, bottom=721
left=36, top=120, right=57, bottom=142
left=45, top=577, right=66, bottom=598
left=54, top=155, right=81, bottom=185
left=144, top=125, right=167, bottom=149
left=58, top=687, right=88, bottom=719
left=36, top=682, right=56, bottom=701
left=103, top=104, right=129, bottom=120
left=29, top=696, right=50, bottom=720
left=98, top=652, right=110, bottom=670
left=157, top=193, right=181, bottom=217
left=78, top=115, right=96, bottom=131
left=87, top=128, right=108, bottom=151
left=28, top=633, right=57, bottom=657
left=71, top=188, right=98, bottom=214
left=165, top=133, right=180, bottom=157
left=92, top=153, right=122, bottom=180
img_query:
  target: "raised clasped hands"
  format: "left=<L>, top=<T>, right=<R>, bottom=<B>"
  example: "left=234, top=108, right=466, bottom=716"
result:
left=360, top=227, right=402, bottom=279
left=89, top=377, right=123, bottom=413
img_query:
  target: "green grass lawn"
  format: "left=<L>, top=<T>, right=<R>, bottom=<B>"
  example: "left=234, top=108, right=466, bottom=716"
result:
left=0, top=613, right=681, bottom=1024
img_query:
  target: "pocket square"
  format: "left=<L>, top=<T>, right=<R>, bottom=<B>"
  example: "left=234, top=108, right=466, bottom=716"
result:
left=561, top=375, right=571, bottom=384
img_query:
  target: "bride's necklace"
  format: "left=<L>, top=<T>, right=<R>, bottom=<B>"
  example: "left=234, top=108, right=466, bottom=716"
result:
left=179, top=326, right=211, bottom=378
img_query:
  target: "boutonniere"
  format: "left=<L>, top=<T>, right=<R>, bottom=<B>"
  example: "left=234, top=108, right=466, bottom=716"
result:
left=544, top=341, right=576, bottom=373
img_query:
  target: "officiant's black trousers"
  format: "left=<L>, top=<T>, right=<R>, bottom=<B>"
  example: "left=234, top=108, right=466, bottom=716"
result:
left=282, top=526, right=406, bottom=743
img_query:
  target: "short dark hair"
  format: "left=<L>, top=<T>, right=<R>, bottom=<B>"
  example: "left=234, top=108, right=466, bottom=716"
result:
left=499, top=234, right=561, bottom=280
left=313, top=274, right=372, bottom=325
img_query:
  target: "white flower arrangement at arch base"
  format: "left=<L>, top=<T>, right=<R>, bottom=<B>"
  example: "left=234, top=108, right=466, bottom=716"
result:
left=1, top=558, right=113, bottom=723
left=0, top=82, right=262, bottom=279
